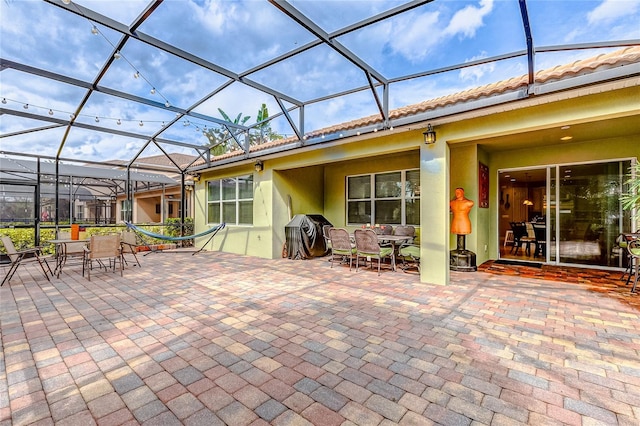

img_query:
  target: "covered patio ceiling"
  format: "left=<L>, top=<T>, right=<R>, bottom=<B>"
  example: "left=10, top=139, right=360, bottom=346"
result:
left=1, top=0, right=639, bottom=173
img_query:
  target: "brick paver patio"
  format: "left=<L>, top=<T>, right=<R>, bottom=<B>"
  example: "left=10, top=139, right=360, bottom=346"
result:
left=1, top=251, right=639, bottom=425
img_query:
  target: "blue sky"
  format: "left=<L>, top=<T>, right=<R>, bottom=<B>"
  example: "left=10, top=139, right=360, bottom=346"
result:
left=1, top=0, right=639, bottom=162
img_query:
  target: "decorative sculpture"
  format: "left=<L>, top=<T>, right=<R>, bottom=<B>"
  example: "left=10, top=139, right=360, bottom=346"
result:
left=449, top=187, right=477, bottom=271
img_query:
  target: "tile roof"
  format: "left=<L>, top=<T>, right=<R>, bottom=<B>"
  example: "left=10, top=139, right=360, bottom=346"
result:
left=196, top=46, right=640, bottom=167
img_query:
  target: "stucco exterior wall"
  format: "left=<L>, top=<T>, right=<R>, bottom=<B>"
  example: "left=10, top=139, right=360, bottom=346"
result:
left=192, top=81, right=638, bottom=285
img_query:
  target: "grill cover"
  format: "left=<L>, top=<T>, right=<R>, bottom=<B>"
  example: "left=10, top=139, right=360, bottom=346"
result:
left=285, top=214, right=332, bottom=259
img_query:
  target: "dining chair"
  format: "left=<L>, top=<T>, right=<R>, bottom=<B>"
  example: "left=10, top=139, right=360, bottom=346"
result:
left=510, top=222, right=534, bottom=256
left=531, top=223, right=546, bottom=258
left=398, top=242, right=420, bottom=273
left=83, top=234, right=123, bottom=281
left=328, top=228, right=356, bottom=270
left=322, top=224, right=332, bottom=251
left=353, top=228, right=393, bottom=275
left=393, top=225, right=416, bottom=241
left=1, top=235, right=52, bottom=286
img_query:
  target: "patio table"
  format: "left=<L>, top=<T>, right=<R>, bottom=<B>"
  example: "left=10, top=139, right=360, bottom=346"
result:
left=47, top=238, right=89, bottom=278
left=352, top=233, right=412, bottom=272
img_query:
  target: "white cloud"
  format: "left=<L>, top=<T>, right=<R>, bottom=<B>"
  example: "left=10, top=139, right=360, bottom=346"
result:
left=459, top=52, right=496, bottom=82
left=386, top=0, right=494, bottom=64
left=444, top=0, right=494, bottom=39
left=587, top=0, right=640, bottom=24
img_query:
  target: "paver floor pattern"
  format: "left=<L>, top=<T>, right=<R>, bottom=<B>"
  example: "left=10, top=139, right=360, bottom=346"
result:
left=0, top=251, right=639, bottom=425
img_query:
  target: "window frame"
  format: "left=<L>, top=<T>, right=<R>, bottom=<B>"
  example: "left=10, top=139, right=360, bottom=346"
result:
left=207, top=174, right=254, bottom=226
left=346, top=169, right=420, bottom=226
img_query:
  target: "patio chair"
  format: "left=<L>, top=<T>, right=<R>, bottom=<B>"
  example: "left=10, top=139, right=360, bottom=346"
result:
left=83, top=234, right=123, bottom=281
left=627, top=239, right=640, bottom=293
left=394, top=225, right=416, bottom=241
left=1, top=235, right=52, bottom=286
left=120, top=231, right=141, bottom=268
left=322, top=224, right=332, bottom=251
left=328, top=228, right=356, bottom=270
left=354, top=228, right=393, bottom=275
left=398, top=242, right=420, bottom=273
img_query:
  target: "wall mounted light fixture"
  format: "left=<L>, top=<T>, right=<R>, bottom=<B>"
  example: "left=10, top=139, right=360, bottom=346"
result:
left=192, top=174, right=200, bottom=183
left=254, top=160, right=264, bottom=172
left=423, top=124, right=436, bottom=144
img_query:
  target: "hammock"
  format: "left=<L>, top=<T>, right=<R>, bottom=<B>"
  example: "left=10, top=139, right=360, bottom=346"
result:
left=125, top=222, right=226, bottom=255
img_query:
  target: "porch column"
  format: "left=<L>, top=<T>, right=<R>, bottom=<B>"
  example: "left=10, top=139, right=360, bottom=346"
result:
left=420, top=133, right=450, bottom=285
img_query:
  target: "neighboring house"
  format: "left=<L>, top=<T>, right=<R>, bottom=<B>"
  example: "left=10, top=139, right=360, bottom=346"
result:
left=112, top=153, right=197, bottom=224
left=191, top=47, right=640, bottom=286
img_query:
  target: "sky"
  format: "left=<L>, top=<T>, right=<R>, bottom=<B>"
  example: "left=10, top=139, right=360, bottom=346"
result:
left=1, top=0, right=639, bottom=163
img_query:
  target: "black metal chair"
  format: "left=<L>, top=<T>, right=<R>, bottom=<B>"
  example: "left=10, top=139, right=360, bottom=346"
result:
left=532, top=223, right=546, bottom=258
left=509, top=222, right=534, bottom=256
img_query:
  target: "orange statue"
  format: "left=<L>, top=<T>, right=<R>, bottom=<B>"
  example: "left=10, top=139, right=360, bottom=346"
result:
left=450, top=187, right=474, bottom=235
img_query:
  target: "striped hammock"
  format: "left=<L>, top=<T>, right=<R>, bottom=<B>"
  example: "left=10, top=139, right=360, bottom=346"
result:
left=125, top=222, right=226, bottom=242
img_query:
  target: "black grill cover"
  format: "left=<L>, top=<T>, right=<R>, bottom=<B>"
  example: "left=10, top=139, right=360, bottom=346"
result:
left=285, top=214, right=332, bottom=259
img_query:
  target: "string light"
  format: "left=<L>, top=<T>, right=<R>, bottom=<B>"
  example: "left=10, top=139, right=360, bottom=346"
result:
left=0, top=96, right=216, bottom=133
left=134, top=71, right=140, bottom=79
left=91, top=25, right=99, bottom=35
left=150, top=88, right=156, bottom=95
left=113, top=51, right=121, bottom=60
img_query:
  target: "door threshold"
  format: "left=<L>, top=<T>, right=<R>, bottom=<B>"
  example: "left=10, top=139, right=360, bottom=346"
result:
left=494, top=259, right=543, bottom=268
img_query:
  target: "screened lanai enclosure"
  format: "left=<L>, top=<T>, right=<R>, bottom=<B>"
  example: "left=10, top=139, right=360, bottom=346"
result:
left=1, top=0, right=639, bottom=252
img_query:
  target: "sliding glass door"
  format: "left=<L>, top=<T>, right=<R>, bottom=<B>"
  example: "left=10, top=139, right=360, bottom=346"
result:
left=550, top=160, right=632, bottom=267
left=500, top=159, right=634, bottom=268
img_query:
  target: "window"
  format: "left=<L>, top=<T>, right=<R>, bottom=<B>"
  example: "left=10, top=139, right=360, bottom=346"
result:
left=207, top=174, right=254, bottom=225
left=347, top=169, right=420, bottom=225
left=120, top=200, right=131, bottom=222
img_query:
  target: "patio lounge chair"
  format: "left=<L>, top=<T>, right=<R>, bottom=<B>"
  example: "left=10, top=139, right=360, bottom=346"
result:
left=1, top=235, right=52, bottom=286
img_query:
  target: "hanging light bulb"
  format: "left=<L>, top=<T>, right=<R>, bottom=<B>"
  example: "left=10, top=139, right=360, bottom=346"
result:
left=150, top=88, right=156, bottom=95
left=134, top=71, right=140, bottom=79
left=91, top=25, right=99, bottom=35
left=23, top=103, right=29, bottom=109
left=139, top=121, right=144, bottom=127
left=62, top=0, right=71, bottom=4
left=70, top=113, right=75, bottom=119
left=113, top=51, right=121, bottom=60
left=116, top=119, right=121, bottom=125
left=48, top=109, right=54, bottom=115
left=165, top=101, right=170, bottom=108
left=161, top=121, right=165, bottom=127
left=2, top=98, right=7, bottom=104
left=95, top=117, right=100, bottom=122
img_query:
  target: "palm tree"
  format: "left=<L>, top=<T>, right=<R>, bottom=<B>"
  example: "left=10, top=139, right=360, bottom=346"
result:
left=203, top=108, right=251, bottom=156
left=203, top=105, right=283, bottom=156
